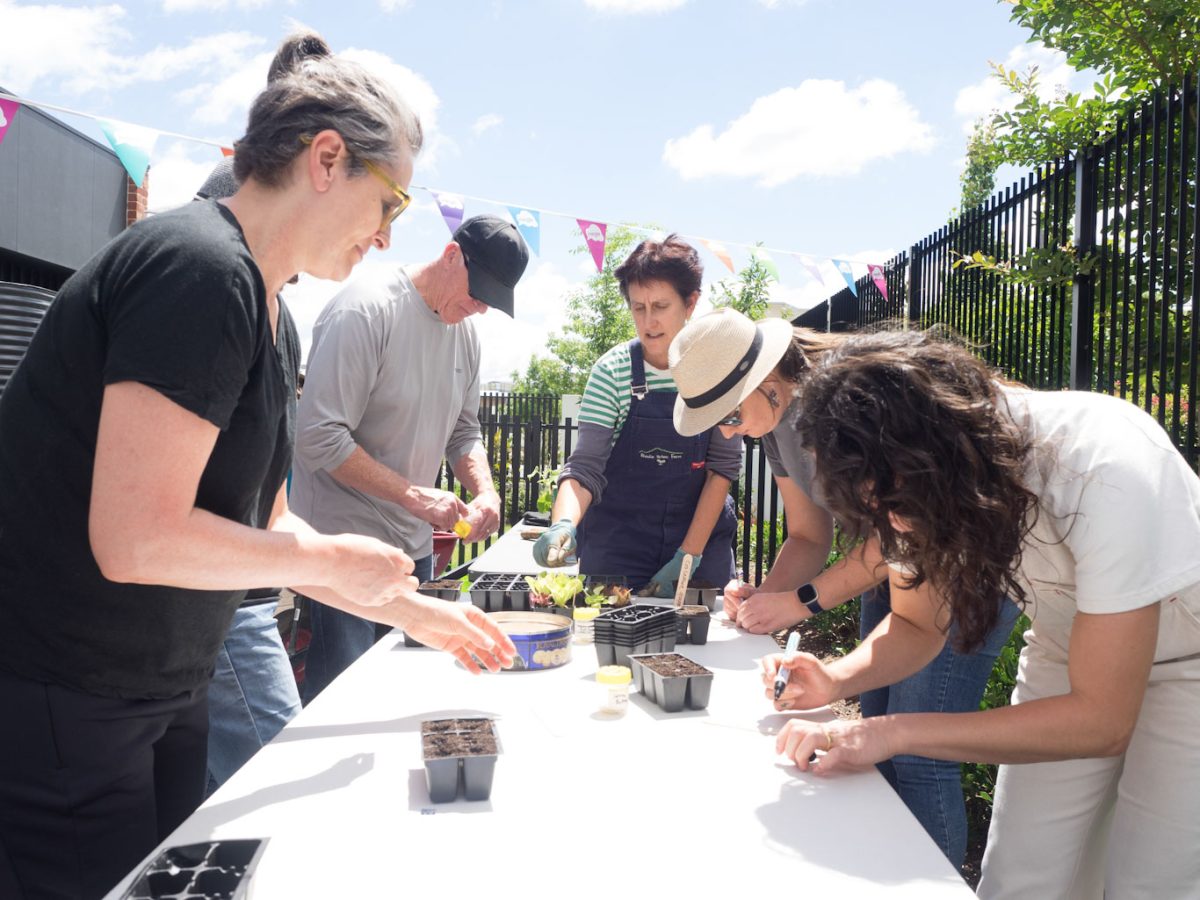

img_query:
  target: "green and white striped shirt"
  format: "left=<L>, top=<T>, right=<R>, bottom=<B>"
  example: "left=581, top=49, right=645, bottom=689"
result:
left=579, top=343, right=677, bottom=447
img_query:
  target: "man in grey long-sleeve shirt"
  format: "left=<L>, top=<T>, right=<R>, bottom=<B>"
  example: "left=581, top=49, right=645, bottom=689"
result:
left=293, top=215, right=529, bottom=701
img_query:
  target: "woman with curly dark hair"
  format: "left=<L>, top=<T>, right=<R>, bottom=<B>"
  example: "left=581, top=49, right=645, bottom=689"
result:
left=766, top=330, right=1200, bottom=899
left=669, top=310, right=1019, bottom=872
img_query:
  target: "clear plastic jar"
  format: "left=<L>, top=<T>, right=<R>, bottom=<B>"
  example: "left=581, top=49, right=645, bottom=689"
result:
left=572, top=607, right=600, bottom=644
left=596, top=665, right=632, bottom=717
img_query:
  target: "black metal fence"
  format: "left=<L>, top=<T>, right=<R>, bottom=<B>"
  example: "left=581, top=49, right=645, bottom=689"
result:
left=818, top=77, right=1197, bottom=471
left=437, top=411, right=781, bottom=582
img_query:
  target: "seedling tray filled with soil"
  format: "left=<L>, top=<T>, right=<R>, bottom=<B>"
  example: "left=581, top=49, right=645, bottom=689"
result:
left=627, top=653, right=714, bottom=713
left=682, top=580, right=721, bottom=611
left=421, top=718, right=499, bottom=803
left=419, top=579, right=465, bottom=602
left=674, top=605, right=711, bottom=645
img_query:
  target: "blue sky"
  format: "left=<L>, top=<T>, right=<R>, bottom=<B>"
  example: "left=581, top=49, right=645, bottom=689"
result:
left=1, top=0, right=1089, bottom=383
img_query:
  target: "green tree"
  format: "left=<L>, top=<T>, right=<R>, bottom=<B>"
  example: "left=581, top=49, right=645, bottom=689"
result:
left=710, top=246, right=775, bottom=321
left=957, top=118, right=1005, bottom=214
left=511, top=227, right=641, bottom=395
left=980, top=0, right=1200, bottom=167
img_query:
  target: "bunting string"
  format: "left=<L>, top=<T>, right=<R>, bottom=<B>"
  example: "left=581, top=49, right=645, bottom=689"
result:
left=0, top=89, right=894, bottom=287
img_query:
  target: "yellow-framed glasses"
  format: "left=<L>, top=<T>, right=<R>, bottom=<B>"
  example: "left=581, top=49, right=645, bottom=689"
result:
left=299, top=134, right=412, bottom=231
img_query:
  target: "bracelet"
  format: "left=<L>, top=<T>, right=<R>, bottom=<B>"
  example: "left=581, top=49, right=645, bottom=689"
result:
left=796, top=583, right=823, bottom=617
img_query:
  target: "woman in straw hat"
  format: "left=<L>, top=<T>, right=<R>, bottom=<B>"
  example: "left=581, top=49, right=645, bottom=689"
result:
left=763, top=329, right=1200, bottom=898
left=0, top=34, right=513, bottom=897
left=532, top=235, right=739, bottom=595
left=669, top=309, right=1019, bottom=872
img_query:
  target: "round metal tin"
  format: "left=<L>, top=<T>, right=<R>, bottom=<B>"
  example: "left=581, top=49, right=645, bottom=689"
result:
left=488, top=611, right=572, bottom=671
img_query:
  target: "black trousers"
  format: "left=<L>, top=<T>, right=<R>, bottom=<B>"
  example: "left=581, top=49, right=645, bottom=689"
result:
left=0, top=670, right=208, bottom=900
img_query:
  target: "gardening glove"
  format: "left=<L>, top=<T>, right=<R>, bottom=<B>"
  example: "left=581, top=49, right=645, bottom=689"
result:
left=645, top=549, right=702, bottom=599
left=532, top=518, right=577, bottom=567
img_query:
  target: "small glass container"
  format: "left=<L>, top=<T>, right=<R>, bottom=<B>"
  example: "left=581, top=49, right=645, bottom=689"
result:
left=596, top=665, right=632, bottom=717
left=572, top=607, right=600, bottom=644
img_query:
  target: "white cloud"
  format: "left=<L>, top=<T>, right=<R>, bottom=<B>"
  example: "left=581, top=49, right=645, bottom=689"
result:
left=663, top=79, right=936, bottom=186
left=954, top=43, right=1091, bottom=132
left=179, top=50, right=274, bottom=127
left=162, top=0, right=271, bottom=10
left=342, top=48, right=446, bottom=167
left=472, top=113, right=503, bottom=136
left=379, top=0, right=413, bottom=9
left=147, top=141, right=225, bottom=213
left=0, top=3, right=266, bottom=96
left=584, top=0, right=688, bottom=12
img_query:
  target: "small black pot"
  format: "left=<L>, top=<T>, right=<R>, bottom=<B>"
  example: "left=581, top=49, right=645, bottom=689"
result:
left=674, top=605, right=711, bottom=645
left=627, top=653, right=714, bottom=713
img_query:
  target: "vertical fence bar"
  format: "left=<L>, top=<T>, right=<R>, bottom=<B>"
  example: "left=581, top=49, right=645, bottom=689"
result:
left=1071, top=148, right=1098, bottom=390
left=1189, top=74, right=1200, bottom=469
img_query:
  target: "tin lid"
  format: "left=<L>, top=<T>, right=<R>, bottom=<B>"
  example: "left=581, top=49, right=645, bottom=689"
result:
left=573, top=607, right=601, bottom=622
left=597, top=665, right=632, bottom=685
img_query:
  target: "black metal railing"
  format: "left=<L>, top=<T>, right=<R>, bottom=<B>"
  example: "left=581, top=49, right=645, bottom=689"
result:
left=810, top=76, right=1197, bottom=471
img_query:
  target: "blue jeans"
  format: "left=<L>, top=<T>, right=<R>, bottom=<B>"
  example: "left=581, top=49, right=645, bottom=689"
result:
left=859, top=585, right=1021, bottom=870
left=302, top=553, right=433, bottom=705
left=206, top=600, right=302, bottom=794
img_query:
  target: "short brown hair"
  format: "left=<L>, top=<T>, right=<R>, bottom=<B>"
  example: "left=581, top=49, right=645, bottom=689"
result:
left=615, top=234, right=702, bottom=303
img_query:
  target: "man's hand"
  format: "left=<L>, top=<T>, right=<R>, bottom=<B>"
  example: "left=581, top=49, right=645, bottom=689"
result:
left=461, top=492, right=501, bottom=542
left=402, top=486, right=471, bottom=531
left=736, top=590, right=806, bottom=633
left=532, top=519, right=576, bottom=567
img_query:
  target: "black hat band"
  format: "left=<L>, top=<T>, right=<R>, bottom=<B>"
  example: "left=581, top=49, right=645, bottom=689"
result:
left=681, top=328, right=763, bottom=409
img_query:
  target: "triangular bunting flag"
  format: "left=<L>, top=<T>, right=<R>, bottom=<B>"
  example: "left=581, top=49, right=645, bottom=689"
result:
left=702, top=239, right=734, bottom=273
left=868, top=264, right=889, bottom=301
left=507, top=206, right=541, bottom=256
left=751, top=247, right=780, bottom=281
left=833, top=259, right=859, bottom=297
left=220, top=146, right=235, bottom=157
left=0, top=98, right=20, bottom=149
left=430, top=190, right=465, bottom=235
left=577, top=219, right=607, bottom=272
left=795, top=254, right=826, bottom=286
left=98, top=117, right=158, bottom=188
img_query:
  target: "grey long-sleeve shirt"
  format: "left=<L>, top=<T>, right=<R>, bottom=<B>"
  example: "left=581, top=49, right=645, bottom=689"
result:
left=290, top=266, right=484, bottom=559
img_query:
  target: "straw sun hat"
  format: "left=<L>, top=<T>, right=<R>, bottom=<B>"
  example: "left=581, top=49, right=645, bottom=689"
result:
left=669, top=308, right=794, bottom=436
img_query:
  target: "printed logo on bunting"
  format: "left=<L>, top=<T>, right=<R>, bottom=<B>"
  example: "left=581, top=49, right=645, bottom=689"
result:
left=431, top=190, right=466, bottom=235
left=868, top=264, right=889, bottom=301
left=508, top=206, right=541, bottom=256
left=833, top=258, right=859, bottom=297
left=0, top=98, right=19, bottom=149
left=577, top=219, right=608, bottom=272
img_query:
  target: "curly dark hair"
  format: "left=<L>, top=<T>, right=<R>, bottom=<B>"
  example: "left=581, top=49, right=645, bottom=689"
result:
left=795, top=330, right=1037, bottom=653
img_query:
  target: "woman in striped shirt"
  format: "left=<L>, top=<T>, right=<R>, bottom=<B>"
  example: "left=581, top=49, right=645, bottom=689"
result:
left=532, top=235, right=740, bottom=595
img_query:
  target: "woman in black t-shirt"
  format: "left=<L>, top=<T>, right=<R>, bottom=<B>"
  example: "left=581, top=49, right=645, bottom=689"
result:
left=0, top=34, right=514, bottom=899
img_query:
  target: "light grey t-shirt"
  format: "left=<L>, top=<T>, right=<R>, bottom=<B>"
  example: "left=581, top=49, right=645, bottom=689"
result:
left=290, top=266, right=484, bottom=559
left=760, top=397, right=820, bottom=501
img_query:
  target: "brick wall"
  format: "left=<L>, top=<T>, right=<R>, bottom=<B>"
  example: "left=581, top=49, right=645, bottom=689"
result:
left=125, top=171, right=149, bottom=227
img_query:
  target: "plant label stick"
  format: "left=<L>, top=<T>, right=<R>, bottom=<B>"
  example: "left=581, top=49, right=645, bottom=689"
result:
left=673, top=553, right=694, bottom=608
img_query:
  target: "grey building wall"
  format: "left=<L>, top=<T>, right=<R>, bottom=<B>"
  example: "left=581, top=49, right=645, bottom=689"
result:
left=0, top=92, right=128, bottom=271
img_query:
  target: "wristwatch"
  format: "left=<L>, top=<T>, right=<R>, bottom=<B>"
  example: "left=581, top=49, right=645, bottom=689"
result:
left=796, top=583, right=823, bottom=617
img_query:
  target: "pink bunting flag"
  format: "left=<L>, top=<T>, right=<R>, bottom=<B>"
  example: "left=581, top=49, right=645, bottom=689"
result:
left=868, top=264, right=889, bottom=301
left=431, top=190, right=466, bottom=235
left=0, top=98, right=19, bottom=149
left=577, top=219, right=608, bottom=272
left=701, top=239, right=734, bottom=273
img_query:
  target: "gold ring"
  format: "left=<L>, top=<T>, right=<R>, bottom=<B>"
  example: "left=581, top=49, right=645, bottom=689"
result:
left=820, top=725, right=833, bottom=752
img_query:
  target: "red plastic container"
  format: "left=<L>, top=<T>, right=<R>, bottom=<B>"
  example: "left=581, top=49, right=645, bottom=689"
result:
left=431, top=531, right=460, bottom=575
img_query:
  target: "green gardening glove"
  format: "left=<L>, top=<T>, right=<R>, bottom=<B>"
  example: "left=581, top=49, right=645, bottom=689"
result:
left=646, top=548, right=702, bottom=599
left=532, top=519, right=577, bottom=567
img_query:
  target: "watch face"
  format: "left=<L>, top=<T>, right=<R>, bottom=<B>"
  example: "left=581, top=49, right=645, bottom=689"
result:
left=797, top=583, right=818, bottom=604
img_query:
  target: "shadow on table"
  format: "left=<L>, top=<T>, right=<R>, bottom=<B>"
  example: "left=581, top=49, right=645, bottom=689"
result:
left=186, top=752, right=375, bottom=834
left=272, top=708, right=501, bottom=743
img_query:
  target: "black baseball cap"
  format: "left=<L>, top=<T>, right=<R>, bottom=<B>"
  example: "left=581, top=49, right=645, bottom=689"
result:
left=453, top=215, right=530, bottom=318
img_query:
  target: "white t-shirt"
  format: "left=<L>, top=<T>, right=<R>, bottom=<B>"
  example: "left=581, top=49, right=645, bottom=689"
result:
left=1000, top=387, right=1200, bottom=664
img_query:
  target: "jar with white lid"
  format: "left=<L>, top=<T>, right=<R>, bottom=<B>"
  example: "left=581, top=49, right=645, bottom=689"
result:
left=596, top=665, right=632, bottom=717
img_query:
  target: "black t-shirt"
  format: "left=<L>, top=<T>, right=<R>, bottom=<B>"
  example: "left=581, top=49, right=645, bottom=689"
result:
left=0, top=200, right=299, bottom=699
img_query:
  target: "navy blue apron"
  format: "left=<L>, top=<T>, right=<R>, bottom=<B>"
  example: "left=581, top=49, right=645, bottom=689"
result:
left=576, top=339, right=736, bottom=591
